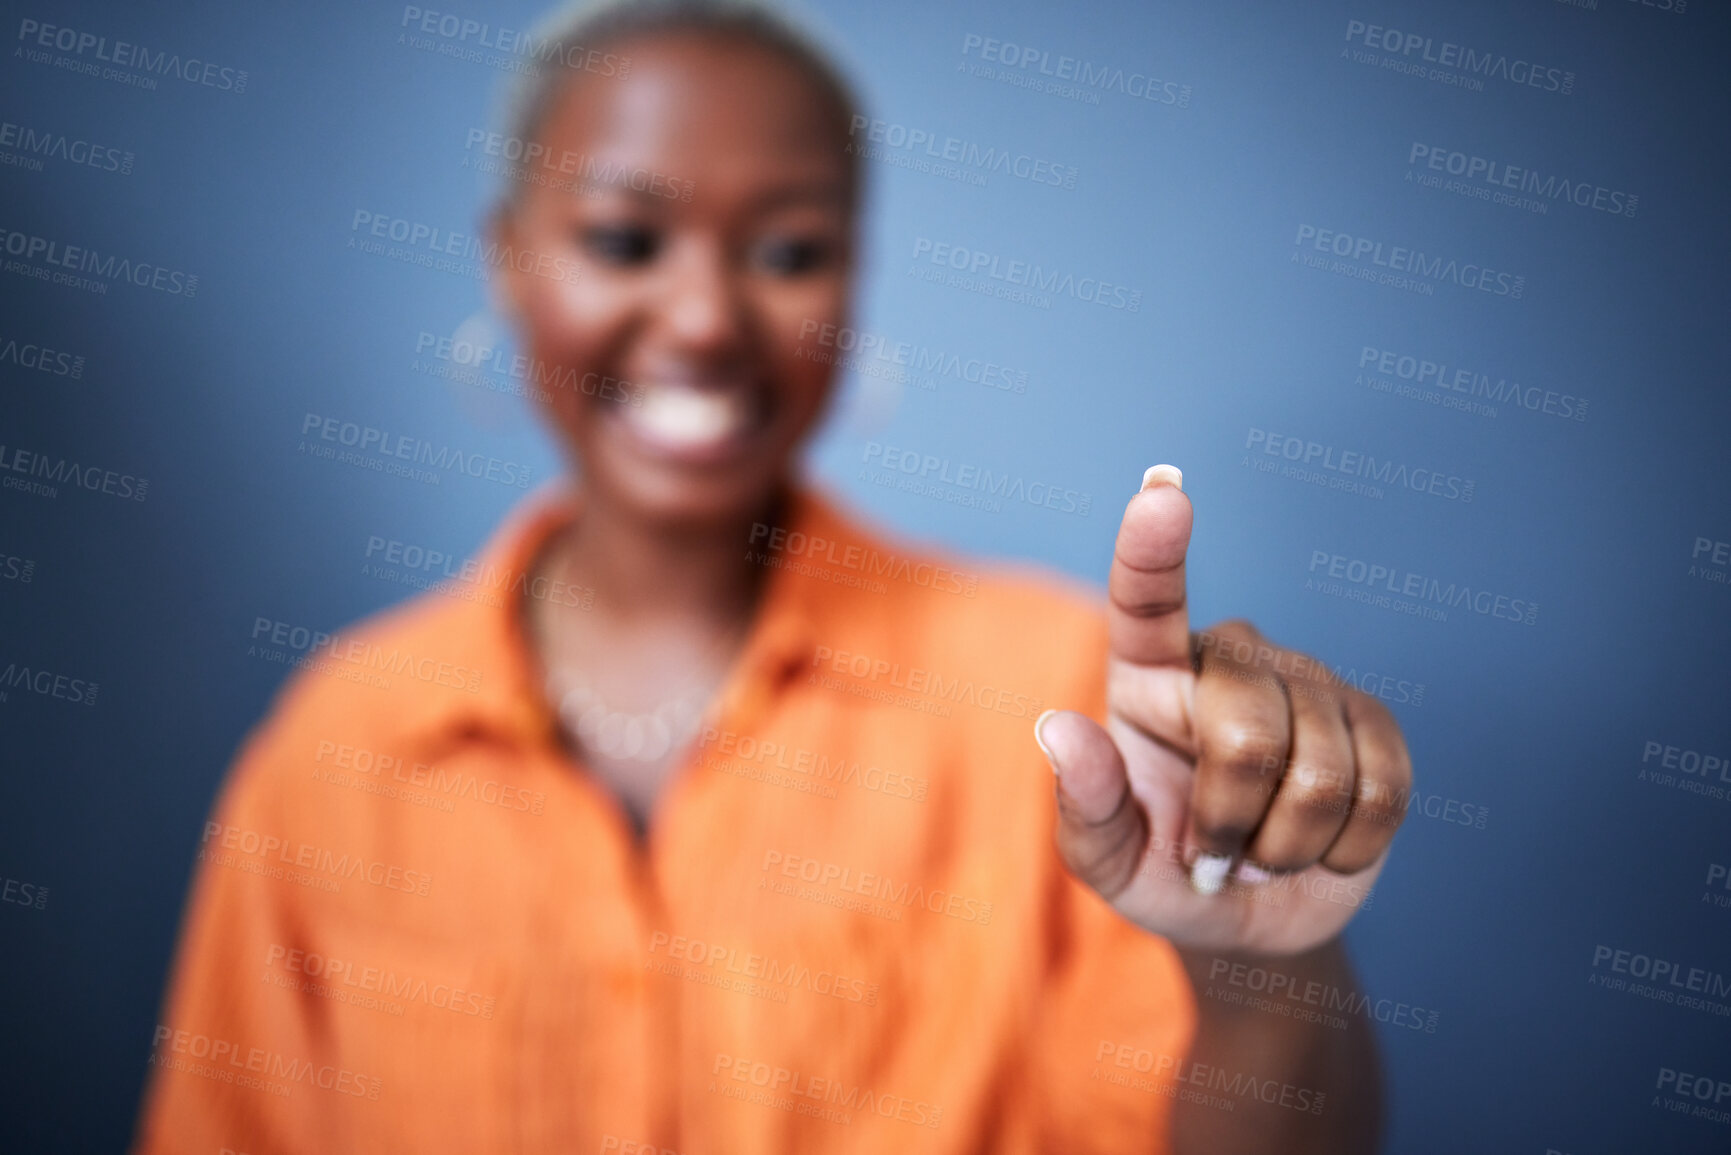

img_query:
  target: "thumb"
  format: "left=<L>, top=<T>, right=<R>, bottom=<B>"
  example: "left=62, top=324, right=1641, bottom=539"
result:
left=1035, top=709, right=1149, bottom=901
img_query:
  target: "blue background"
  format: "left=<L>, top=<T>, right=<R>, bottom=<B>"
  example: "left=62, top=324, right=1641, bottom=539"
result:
left=2, top=0, right=1728, bottom=1151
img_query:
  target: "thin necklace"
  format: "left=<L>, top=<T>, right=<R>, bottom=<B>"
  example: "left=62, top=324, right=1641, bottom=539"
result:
left=544, top=624, right=747, bottom=763
left=548, top=674, right=706, bottom=763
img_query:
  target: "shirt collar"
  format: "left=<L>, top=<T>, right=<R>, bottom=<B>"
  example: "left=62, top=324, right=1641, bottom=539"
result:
left=377, top=479, right=857, bottom=754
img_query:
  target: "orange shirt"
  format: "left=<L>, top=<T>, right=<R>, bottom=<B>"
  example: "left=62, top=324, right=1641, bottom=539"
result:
left=134, top=483, right=1197, bottom=1155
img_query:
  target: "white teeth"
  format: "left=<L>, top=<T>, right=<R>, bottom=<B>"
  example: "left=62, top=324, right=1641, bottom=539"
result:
left=627, top=381, right=749, bottom=450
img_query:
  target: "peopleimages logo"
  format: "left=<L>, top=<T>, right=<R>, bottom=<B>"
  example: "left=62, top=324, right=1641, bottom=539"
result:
left=1, top=874, right=49, bottom=910
left=1091, top=1042, right=1327, bottom=1115
left=1306, top=550, right=1539, bottom=626
left=397, top=6, right=630, bottom=76
left=1245, top=427, right=1476, bottom=503
left=362, top=532, right=594, bottom=610
left=1690, top=536, right=1731, bottom=589
left=1589, top=944, right=1731, bottom=1006
left=0, top=443, right=148, bottom=502
left=0, top=659, right=99, bottom=706
left=699, top=726, right=929, bottom=803
left=15, top=18, right=249, bottom=92
left=1342, top=19, right=1575, bottom=95
left=0, top=119, right=133, bottom=175
left=795, top=321, right=1028, bottom=395
left=0, top=334, right=85, bottom=380
left=412, top=331, right=643, bottom=408
left=1653, top=1066, right=1730, bottom=1126
left=1621, top=0, right=1687, bottom=15
left=1408, top=143, right=1637, bottom=219
left=349, top=210, right=579, bottom=284
left=960, top=33, right=1192, bottom=108
left=1357, top=345, right=1588, bottom=422
left=760, top=848, right=995, bottom=926
left=314, top=738, right=548, bottom=816
left=1639, top=739, right=1731, bottom=801
left=747, top=520, right=979, bottom=598
left=861, top=440, right=1092, bottom=517
left=910, top=237, right=1141, bottom=311
left=462, top=129, right=693, bottom=201
left=1294, top=224, right=1524, bottom=299
left=846, top=116, right=1078, bottom=189
left=1704, top=863, right=1731, bottom=909
left=647, top=928, right=880, bottom=1007
left=0, top=227, right=198, bottom=297
left=1204, top=957, right=1440, bottom=1033
left=149, top=1025, right=381, bottom=1100
left=710, top=1052, right=943, bottom=1129
left=248, top=615, right=485, bottom=695
left=299, top=413, right=534, bottom=489
left=265, top=943, right=496, bottom=1019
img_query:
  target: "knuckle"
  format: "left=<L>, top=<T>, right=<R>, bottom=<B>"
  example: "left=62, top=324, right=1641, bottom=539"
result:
left=1058, top=826, right=1142, bottom=898
left=1215, top=617, right=1258, bottom=639
left=1350, top=780, right=1407, bottom=833
left=1286, top=780, right=1354, bottom=823
left=1302, top=656, right=1345, bottom=693
left=1364, top=735, right=1414, bottom=787
left=1196, top=619, right=1255, bottom=658
left=1390, top=736, right=1416, bottom=782
left=1310, top=675, right=1348, bottom=706
left=1111, top=589, right=1186, bottom=620
left=1351, top=694, right=1413, bottom=769
left=1385, top=753, right=1415, bottom=793
left=1284, top=757, right=1353, bottom=795
left=1213, top=662, right=1282, bottom=696
left=1190, top=812, right=1255, bottom=850
left=1245, top=826, right=1321, bottom=873
left=1207, top=723, right=1287, bottom=781
left=1112, top=543, right=1183, bottom=578
left=1258, top=845, right=1317, bottom=873
left=1352, top=689, right=1396, bottom=728
left=1321, top=843, right=1378, bottom=875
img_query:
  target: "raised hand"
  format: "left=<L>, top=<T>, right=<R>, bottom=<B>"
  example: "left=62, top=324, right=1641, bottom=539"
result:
left=1035, top=466, right=1413, bottom=955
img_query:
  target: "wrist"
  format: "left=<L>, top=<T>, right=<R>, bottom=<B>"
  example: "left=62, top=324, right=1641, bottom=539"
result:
left=1177, top=936, right=1355, bottom=1021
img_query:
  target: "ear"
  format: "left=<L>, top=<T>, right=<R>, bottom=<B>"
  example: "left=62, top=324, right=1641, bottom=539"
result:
left=487, top=203, right=526, bottom=322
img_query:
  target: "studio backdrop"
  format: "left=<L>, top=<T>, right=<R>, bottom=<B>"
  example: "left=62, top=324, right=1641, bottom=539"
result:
left=2, top=0, right=1728, bottom=1151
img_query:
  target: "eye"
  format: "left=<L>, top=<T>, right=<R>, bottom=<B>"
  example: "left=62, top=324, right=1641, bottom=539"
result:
left=751, top=236, right=833, bottom=277
left=581, top=224, right=660, bottom=267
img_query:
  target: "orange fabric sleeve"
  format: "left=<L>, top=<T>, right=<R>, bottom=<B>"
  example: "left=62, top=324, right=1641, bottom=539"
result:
left=135, top=716, right=327, bottom=1155
left=996, top=577, right=1201, bottom=1154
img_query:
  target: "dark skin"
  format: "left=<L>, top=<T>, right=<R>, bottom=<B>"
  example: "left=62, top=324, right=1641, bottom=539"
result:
left=491, top=31, right=1410, bottom=1154
left=494, top=32, right=853, bottom=825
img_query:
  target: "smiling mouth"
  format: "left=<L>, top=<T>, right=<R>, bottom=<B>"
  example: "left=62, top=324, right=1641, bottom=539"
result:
left=613, top=377, right=769, bottom=462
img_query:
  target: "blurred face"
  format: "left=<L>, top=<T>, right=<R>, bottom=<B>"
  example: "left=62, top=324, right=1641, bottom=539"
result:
left=494, top=32, right=855, bottom=528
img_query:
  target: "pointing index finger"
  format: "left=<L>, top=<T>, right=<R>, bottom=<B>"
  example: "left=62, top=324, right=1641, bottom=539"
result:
left=1107, top=465, right=1193, bottom=669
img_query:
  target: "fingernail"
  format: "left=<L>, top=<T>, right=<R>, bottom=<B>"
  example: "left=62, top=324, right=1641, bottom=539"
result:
left=1234, top=861, right=1273, bottom=885
left=1189, top=852, right=1231, bottom=897
left=1033, top=709, right=1060, bottom=773
left=1140, top=464, right=1183, bottom=493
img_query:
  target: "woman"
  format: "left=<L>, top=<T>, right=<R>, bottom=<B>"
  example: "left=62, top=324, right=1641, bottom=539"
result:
left=137, top=2, right=1411, bottom=1151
